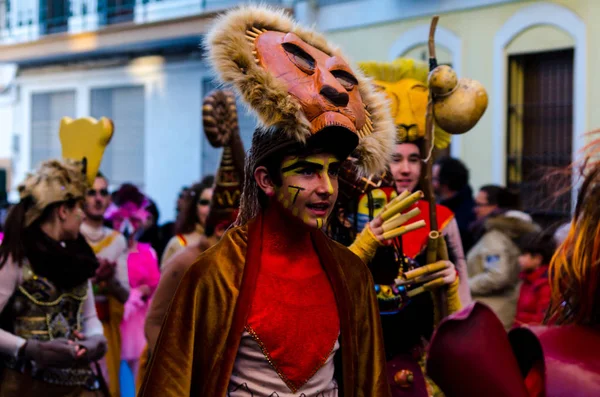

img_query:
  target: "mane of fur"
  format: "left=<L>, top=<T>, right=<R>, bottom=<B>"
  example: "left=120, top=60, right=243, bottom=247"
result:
left=206, top=5, right=395, bottom=176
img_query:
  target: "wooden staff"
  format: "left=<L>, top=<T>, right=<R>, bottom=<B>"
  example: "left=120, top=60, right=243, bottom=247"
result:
left=424, top=15, right=449, bottom=322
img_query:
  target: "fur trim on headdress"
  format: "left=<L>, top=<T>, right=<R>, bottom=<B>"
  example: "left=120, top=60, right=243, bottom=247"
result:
left=359, top=58, right=452, bottom=149
left=206, top=5, right=395, bottom=176
left=18, top=159, right=88, bottom=227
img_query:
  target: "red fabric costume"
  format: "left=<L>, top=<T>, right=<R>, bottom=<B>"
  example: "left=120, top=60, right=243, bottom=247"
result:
left=403, top=200, right=454, bottom=258
left=247, top=202, right=340, bottom=391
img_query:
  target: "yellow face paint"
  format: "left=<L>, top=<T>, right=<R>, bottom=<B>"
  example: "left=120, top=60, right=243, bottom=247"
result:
left=276, top=154, right=340, bottom=229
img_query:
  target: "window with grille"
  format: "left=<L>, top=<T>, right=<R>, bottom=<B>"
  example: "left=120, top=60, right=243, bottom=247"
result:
left=201, top=78, right=255, bottom=177
left=100, top=0, right=135, bottom=25
left=31, top=90, right=76, bottom=168
left=40, top=0, right=69, bottom=34
left=91, top=86, right=145, bottom=190
left=507, top=49, right=573, bottom=227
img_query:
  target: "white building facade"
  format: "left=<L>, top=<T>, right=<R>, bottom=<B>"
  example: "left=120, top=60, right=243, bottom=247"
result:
left=0, top=0, right=294, bottom=221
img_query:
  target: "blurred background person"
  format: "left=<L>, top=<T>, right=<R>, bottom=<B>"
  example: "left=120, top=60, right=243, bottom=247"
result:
left=467, top=185, right=539, bottom=329
left=160, top=175, right=214, bottom=266
left=433, top=157, right=476, bottom=252
left=105, top=184, right=159, bottom=385
left=81, top=172, right=129, bottom=397
left=513, top=231, right=554, bottom=328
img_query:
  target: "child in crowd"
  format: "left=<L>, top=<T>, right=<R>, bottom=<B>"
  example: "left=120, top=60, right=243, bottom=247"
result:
left=513, top=232, right=555, bottom=327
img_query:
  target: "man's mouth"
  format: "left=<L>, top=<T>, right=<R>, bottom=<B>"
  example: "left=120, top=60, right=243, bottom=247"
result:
left=396, top=179, right=413, bottom=187
left=306, top=202, right=331, bottom=217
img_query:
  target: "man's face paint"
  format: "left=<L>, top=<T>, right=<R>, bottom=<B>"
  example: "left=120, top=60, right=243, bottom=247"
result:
left=276, top=153, right=341, bottom=229
left=350, top=187, right=397, bottom=232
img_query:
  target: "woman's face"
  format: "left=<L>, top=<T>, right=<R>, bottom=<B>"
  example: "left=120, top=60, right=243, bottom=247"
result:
left=61, top=201, right=85, bottom=240
left=196, top=188, right=213, bottom=227
left=389, top=143, right=422, bottom=194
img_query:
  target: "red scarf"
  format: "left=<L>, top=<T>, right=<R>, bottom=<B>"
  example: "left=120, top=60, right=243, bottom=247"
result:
left=246, top=202, right=340, bottom=392
left=401, top=200, right=454, bottom=258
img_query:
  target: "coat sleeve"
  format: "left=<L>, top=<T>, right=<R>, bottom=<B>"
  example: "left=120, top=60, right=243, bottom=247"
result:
left=144, top=254, right=191, bottom=352
left=468, top=233, right=516, bottom=296
left=0, top=260, right=26, bottom=356
left=443, top=218, right=472, bottom=305
left=356, top=266, right=392, bottom=397
left=139, top=263, right=206, bottom=397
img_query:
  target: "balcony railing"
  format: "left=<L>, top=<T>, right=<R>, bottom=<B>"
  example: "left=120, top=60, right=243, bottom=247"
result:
left=0, top=0, right=292, bottom=45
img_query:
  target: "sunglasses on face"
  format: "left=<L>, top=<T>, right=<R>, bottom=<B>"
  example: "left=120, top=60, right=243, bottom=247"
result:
left=87, top=188, right=109, bottom=197
left=197, top=199, right=211, bottom=206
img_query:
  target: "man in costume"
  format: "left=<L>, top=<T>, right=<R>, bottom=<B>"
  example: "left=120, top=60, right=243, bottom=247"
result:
left=0, top=116, right=113, bottom=396
left=330, top=58, right=485, bottom=396
left=139, top=5, right=402, bottom=396
left=145, top=89, right=245, bottom=352
left=80, top=172, right=129, bottom=396
left=425, top=136, right=600, bottom=397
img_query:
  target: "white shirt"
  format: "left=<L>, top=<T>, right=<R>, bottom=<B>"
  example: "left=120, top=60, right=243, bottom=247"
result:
left=228, top=331, right=339, bottom=397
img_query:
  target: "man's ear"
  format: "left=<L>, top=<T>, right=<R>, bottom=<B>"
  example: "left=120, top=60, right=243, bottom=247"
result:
left=254, top=166, right=276, bottom=197
left=57, top=203, right=69, bottom=222
left=533, top=253, right=544, bottom=266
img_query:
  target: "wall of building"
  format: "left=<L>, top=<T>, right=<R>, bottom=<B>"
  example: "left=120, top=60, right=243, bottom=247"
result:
left=322, top=0, right=592, bottom=194
left=7, top=57, right=211, bottom=222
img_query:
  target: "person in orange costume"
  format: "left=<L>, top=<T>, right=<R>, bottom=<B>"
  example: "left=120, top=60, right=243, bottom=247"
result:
left=139, top=5, right=397, bottom=396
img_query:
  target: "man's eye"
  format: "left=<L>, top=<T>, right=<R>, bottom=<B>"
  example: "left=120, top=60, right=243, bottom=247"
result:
left=329, top=166, right=340, bottom=177
left=296, top=168, right=315, bottom=176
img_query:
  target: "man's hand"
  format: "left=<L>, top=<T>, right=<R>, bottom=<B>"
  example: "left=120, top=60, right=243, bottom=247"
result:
left=397, top=260, right=457, bottom=288
left=22, top=339, right=79, bottom=369
left=72, top=330, right=108, bottom=363
left=94, top=258, right=116, bottom=282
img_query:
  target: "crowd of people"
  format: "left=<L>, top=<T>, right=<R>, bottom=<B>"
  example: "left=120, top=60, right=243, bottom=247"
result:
left=0, top=4, right=597, bottom=397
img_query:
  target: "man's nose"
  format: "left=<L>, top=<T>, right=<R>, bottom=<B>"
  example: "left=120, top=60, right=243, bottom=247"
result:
left=316, top=174, right=334, bottom=196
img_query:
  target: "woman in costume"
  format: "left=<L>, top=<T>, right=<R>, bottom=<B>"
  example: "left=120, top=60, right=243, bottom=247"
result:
left=0, top=117, right=113, bottom=396
left=330, top=58, right=485, bottom=397
left=159, top=176, right=214, bottom=265
left=104, top=184, right=159, bottom=381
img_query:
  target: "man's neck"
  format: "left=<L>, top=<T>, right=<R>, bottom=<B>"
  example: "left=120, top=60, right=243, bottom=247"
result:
left=262, top=201, right=314, bottom=258
left=82, top=217, right=105, bottom=230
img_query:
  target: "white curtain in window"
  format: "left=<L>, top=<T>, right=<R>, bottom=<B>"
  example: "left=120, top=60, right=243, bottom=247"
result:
left=91, top=85, right=145, bottom=190
left=31, top=90, right=76, bottom=169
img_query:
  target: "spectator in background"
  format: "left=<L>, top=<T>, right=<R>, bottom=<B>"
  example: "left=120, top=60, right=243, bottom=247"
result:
left=138, top=199, right=163, bottom=260
left=469, top=184, right=506, bottom=244
left=433, top=157, right=476, bottom=252
left=513, top=232, right=555, bottom=327
left=466, top=186, right=539, bottom=329
left=156, top=186, right=189, bottom=256
left=105, top=184, right=159, bottom=383
left=160, top=175, right=215, bottom=266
